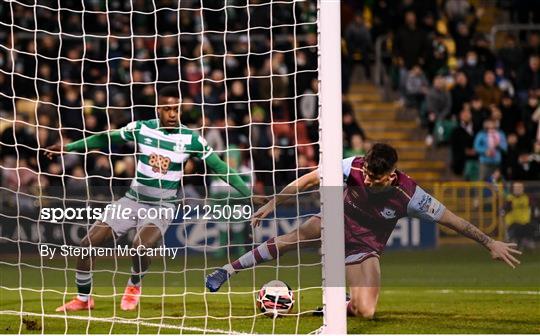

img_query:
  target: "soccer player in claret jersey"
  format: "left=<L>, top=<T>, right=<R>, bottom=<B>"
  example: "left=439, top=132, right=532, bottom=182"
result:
left=206, top=143, right=521, bottom=319
left=47, top=86, right=251, bottom=312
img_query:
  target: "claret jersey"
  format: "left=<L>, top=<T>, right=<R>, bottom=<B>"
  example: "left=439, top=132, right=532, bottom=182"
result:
left=341, top=156, right=446, bottom=256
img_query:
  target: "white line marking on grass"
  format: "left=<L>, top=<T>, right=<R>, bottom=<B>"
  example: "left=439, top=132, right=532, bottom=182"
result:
left=382, top=289, right=540, bottom=296
left=436, top=289, right=540, bottom=296
left=0, top=310, right=248, bottom=334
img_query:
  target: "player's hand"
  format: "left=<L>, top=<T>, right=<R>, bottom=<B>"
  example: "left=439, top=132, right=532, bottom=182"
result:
left=251, top=195, right=268, bottom=206
left=250, top=202, right=274, bottom=227
left=44, top=144, right=65, bottom=160
left=486, top=240, right=522, bottom=269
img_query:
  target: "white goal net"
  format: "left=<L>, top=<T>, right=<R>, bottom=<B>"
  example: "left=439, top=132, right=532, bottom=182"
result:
left=0, top=0, right=344, bottom=334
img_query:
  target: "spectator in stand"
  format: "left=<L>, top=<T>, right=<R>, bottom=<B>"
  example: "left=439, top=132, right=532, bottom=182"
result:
left=460, top=50, right=484, bottom=89
left=393, top=11, right=429, bottom=70
left=473, top=34, right=496, bottom=71
left=180, top=96, right=201, bottom=127
left=450, top=104, right=477, bottom=177
left=445, top=0, right=472, bottom=28
left=342, top=95, right=364, bottom=155
left=499, top=93, right=521, bottom=135
left=503, top=132, right=517, bottom=177
left=344, top=134, right=366, bottom=158
left=66, top=166, right=88, bottom=198
left=470, top=95, right=490, bottom=133
left=370, top=0, right=393, bottom=40
left=532, top=140, right=540, bottom=166
left=497, top=34, right=522, bottom=79
left=425, top=33, right=449, bottom=80
left=343, top=107, right=365, bottom=149
left=522, top=93, right=540, bottom=141
left=516, top=55, right=540, bottom=102
left=451, top=8, right=481, bottom=59
left=494, top=63, right=515, bottom=97
left=450, top=71, right=473, bottom=118
left=89, top=155, right=113, bottom=199
left=505, top=182, right=534, bottom=250
left=522, top=32, right=540, bottom=61
left=59, top=87, right=84, bottom=140
left=490, top=104, right=504, bottom=131
left=424, top=75, right=451, bottom=146
left=403, top=65, right=429, bottom=110
left=475, top=70, right=502, bottom=106
left=474, top=118, right=508, bottom=181
left=1, top=158, right=45, bottom=211
left=513, top=148, right=540, bottom=181
left=503, top=132, right=530, bottom=180
left=420, top=11, right=438, bottom=36
left=487, top=168, right=505, bottom=185
left=515, top=122, right=534, bottom=154
left=0, top=115, right=38, bottom=161
left=345, top=12, right=372, bottom=80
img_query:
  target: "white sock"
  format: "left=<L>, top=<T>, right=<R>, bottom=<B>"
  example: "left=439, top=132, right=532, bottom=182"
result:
left=223, top=264, right=236, bottom=276
left=77, top=294, right=89, bottom=302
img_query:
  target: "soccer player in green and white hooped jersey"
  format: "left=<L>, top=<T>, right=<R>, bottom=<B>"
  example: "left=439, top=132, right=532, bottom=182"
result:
left=47, top=86, right=251, bottom=312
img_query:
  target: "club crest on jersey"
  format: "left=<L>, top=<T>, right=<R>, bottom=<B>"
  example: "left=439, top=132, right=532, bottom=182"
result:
left=380, top=207, right=396, bottom=219
left=173, top=140, right=186, bottom=152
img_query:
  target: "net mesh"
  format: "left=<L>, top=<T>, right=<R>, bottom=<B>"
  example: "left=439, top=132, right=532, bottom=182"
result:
left=0, top=0, right=325, bottom=333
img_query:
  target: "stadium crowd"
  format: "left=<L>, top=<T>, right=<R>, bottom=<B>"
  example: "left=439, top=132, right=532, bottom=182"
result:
left=341, top=0, right=539, bottom=183
left=0, top=0, right=320, bottom=197
left=338, top=0, right=539, bottom=245
left=1, top=1, right=539, bottom=191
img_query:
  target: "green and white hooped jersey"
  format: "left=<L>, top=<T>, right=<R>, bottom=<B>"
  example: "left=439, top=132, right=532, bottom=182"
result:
left=119, top=119, right=212, bottom=204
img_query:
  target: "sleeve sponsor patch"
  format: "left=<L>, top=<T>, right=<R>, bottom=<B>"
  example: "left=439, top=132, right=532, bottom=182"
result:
left=407, top=186, right=446, bottom=222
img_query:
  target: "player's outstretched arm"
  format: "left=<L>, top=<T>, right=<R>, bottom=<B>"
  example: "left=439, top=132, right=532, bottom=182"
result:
left=45, top=130, right=125, bottom=159
left=437, top=208, right=522, bottom=268
left=251, top=169, right=320, bottom=227
left=204, top=152, right=252, bottom=197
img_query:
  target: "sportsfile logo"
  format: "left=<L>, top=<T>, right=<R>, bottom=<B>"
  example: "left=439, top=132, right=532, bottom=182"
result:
left=39, top=204, right=173, bottom=223
left=39, top=204, right=252, bottom=223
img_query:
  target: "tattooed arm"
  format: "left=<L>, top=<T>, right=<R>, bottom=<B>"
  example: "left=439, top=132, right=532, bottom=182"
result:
left=438, top=209, right=493, bottom=246
left=438, top=208, right=522, bottom=268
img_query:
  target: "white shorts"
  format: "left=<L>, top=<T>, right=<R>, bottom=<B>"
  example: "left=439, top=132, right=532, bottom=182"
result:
left=101, top=196, right=175, bottom=236
left=344, top=251, right=380, bottom=265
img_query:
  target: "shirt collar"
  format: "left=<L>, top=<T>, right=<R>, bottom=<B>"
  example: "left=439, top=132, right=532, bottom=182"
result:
left=157, top=119, right=182, bottom=134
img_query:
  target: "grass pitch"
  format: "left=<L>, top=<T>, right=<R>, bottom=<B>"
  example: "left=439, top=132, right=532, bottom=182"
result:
left=0, top=246, right=538, bottom=334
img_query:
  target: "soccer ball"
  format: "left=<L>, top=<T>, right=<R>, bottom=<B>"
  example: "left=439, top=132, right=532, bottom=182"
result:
left=256, top=280, right=294, bottom=318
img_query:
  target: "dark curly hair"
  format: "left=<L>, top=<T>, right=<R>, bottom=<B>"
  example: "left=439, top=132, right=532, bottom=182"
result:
left=158, top=85, right=180, bottom=99
left=365, top=143, right=398, bottom=176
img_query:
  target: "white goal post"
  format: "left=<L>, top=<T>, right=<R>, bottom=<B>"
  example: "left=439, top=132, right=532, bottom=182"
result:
left=319, top=0, right=347, bottom=333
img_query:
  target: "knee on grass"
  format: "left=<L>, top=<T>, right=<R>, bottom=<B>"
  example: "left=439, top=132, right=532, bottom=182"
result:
left=348, top=301, right=376, bottom=319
